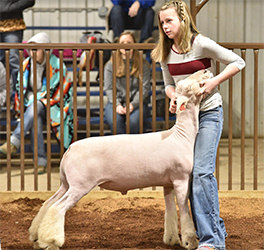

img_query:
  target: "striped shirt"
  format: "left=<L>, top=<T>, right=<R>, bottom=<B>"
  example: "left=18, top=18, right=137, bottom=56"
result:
left=160, top=34, right=245, bottom=111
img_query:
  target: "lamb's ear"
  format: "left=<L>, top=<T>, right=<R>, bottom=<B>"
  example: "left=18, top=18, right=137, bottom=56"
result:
left=176, top=96, right=189, bottom=114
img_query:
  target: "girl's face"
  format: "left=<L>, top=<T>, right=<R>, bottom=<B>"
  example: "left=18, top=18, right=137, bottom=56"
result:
left=29, top=49, right=45, bottom=64
left=119, top=34, right=134, bottom=59
left=159, top=7, right=181, bottom=41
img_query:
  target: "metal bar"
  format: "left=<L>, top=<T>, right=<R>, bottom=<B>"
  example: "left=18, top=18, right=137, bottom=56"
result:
left=253, top=49, right=259, bottom=190
left=85, top=51, right=91, bottom=138
left=25, top=7, right=98, bottom=13
left=26, top=26, right=106, bottom=30
left=5, top=50, right=11, bottom=191
left=32, top=50, right=38, bottom=191
left=151, top=61, right=157, bottom=132
left=139, top=50, right=144, bottom=134
left=0, top=43, right=157, bottom=50
left=99, top=50, right=104, bottom=136
left=45, top=50, right=51, bottom=191
left=0, top=42, right=263, bottom=50
left=240, top=49, right=246, bottom=190
left=59, top=51, right=64, bottom=159
left=1, top=42, right=263, bottom=51
left=228, top=77, right=233, bottom=190
left=112, top=51, right=117, bottom=135
left=125, top=51, right=130, bottom=134
left=72, top=50, right=78, bottom=142
left=151, top=60, right=157, bottom=190
left=19, top=50, right=25, bottom=191
left=219, top=43, right=264, bottom=50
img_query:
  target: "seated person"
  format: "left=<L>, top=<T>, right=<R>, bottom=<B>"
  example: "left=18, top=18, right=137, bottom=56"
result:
left=108, top=0, right=156, bottom=43
left=104, top=31, right=150, bottom=134
left=0, top=32, right=73, bottom=174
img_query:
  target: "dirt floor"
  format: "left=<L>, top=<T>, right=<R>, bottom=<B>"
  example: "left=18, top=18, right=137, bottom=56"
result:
left=0, top=196, right=263, bottom=250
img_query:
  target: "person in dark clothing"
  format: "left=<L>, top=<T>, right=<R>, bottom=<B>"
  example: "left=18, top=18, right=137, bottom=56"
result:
left=0, top=0, right=35, bottom=91
left=108, top=0, right=156, bottom=43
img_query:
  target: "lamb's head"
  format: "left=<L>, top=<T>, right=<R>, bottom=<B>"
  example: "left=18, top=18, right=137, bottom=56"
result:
left=175, top=69, right=211, bottom=113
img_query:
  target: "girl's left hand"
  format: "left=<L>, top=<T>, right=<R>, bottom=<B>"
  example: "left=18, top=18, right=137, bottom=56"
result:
left=197, top=78, right=218, bottom=99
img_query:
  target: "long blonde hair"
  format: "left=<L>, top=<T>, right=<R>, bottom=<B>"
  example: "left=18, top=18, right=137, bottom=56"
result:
left=151, top=0, right=199, bottom=62
left=111, top=31, right=140, bottom=78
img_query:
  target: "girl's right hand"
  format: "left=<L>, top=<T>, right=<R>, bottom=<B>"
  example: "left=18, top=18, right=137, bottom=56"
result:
left=169, top=92, right=177, bottom=114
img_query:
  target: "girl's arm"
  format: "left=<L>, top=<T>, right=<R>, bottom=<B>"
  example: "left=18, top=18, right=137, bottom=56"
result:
left=197, top=64, right=240, bottom=97
left=197, top=35, right=245, bottom=96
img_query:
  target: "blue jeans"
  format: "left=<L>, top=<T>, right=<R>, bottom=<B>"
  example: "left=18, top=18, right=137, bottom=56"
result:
left=11, top=101, right=47, bottom=167
left=0, top=30, right=23, bottom=91
left=189, top=106, right=227, bottom=250
left=105, top=102, right=148, bottom=134
left=109, top=5, right=154, bottom=42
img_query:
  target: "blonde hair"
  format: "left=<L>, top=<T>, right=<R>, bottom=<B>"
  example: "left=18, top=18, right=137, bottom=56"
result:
left=151, top=0, right=199, bottom=62
left=111, top=31, right=140, bottom=78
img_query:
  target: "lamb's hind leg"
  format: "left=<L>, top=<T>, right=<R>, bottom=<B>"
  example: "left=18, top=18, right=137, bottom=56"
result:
left=163, top=186, right=181, bottom=246
left=37, top=184, right=94, bottom=250
left=29, top=182, right=69, bottom=249
left=173, top=180, right=198, bottom=250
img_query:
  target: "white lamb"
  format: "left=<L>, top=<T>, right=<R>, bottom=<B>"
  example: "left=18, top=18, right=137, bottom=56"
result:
left=29, top=69, right=211, bottom=250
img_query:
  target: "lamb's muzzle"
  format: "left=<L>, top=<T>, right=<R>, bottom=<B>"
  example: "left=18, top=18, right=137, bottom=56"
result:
left=29, top=69, right=211, bottom=250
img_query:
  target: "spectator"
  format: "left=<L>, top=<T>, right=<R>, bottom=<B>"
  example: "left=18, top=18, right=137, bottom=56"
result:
left=0, top=32, right=74, bottom=174
left=0, top=0, right=35, bottom=93
left=108, top=0, right=156, bottom=43
left=151, top=1, right=245, bottom=250
left=0, top=61, right=6, bottom=111
left=104, top=31, right=150, bottom=134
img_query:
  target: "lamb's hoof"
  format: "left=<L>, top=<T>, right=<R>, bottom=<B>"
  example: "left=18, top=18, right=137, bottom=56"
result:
left=181, top=234, right=198, bottom=250
left=37, top=243, right=60, bottom=250
left=163, top=233, right=181, bottom=246
left=46, top=246, right=60, bottom=250
left=32, top=239, right=40, bottom=249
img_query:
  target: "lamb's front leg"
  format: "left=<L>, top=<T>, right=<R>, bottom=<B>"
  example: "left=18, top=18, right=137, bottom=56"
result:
left=173, top=180, right=198, bottom=250
left=163, top=186, right=181, bottom=246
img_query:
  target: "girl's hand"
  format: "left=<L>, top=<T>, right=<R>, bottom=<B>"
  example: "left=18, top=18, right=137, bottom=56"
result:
left=116, top=105, right=126, bottom=115
left=169, top=92, right=177, bottom=114
left=197, top=78, right=218, bottom=98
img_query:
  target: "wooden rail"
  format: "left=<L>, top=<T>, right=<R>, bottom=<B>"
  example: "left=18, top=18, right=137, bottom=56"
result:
left=0, top=42, right=263, bottom=191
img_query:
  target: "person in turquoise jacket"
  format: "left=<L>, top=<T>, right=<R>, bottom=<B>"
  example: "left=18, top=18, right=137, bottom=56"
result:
left=109, top=0, right=156, bottom=43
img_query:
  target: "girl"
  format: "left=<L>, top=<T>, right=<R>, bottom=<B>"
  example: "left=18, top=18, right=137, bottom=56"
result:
left=151, top=1, right=245, bottom=250
left=104, top=31, right=151, bottom=134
